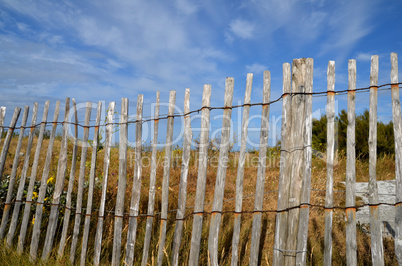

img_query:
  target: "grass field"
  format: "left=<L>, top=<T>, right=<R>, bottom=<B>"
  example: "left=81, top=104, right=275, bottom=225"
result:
left=0, top=136, right=398, bottom=265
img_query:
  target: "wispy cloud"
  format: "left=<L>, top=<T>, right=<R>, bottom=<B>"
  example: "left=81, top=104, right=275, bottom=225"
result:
left=246, top=63, right=267, bottom=74
left=229, top=19, right=255, bottom=39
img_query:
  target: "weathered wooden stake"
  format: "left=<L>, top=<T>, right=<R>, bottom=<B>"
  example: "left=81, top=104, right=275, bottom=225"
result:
left=58, top=98, right=78, bottom=257
left=208, top=77, right=234, bottom=266
left=0, top=107, right=6, bottom=147
left=368, top=55, right=384, bottom=265
left=188, top=85, right=212, bottom=265
left=345, top=59, right=357, bottom=265
left=157, top=91, right=176, bottom=266
left=141, top=92, right=160, bottom=266
left=273, top=63, right=292, bottom=266
left=391, top=52, right=402, bottom=264
left=171, top=89, right=192, bottom=266
left=0, top=107, right=21, bottom=184
left=111, top=98, right=128, bottom=266
left=249, top=71, right=271, bottom=266
left=283, top=59, right=307, bottom=265
left=324, top=61, right=335, bottom=266
left=231, top=73, right=253, bottom=266
left=125, top=95, right=144, bottom=266
left=80, top=102, right=102, bottom=265
left=93, top=101, right=115, bottom=265
left=295, top=58, right=314, bottom=266
left=42, top=98, right=70, bottom=260
left=69, top=102, right=92, bottom=263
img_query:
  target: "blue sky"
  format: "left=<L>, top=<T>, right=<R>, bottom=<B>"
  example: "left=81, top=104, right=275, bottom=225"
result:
left=1, top=0, right=402, bottom=147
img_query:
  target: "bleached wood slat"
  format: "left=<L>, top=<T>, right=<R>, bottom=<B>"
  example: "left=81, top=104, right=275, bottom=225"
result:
left=141, top=92, right=160, bottom=266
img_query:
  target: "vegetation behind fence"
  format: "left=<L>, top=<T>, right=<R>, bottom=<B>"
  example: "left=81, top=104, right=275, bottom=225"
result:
left=0, top=53, right=401, bottom=265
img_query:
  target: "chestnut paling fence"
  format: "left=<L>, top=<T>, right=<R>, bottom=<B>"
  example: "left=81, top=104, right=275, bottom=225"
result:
left=0, top=53, right=401, bottom=265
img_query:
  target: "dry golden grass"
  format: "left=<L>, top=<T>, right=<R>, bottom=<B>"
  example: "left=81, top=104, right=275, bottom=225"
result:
left=0, top=136, right=398, bottom=265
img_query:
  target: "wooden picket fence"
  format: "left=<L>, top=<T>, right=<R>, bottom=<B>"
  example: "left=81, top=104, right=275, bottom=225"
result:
left=0, top=53, right=401, bottom=265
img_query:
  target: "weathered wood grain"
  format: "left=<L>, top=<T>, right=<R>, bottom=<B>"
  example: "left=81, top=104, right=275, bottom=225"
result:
left=125, top=95, right=144, bottom=266
left=93, top=101, right=115, bottom=265
left=6, top=103, right=38, bottom=247
left=0, top=107, right=6, bottom=147
left=80, top=102, right=102, bottom=265
left=157, top=91, right=176, bottom=266
left=30, top=101, right=60, bottom=261
left=171, top=89, right=192, bottom=266
left=231, top=73, right=253, bottom=266
left=17, top=101, right=49, bottom=254
left=208, top=77, right=234, bottom=266
left=284, top=59, right=307, bottom=266
left=345, top=59, right=357, bottom=265
left=69, top=102, right=92, bottom=263
left=391, top=53, right=402, bottom=265
left=42, top=98, right=71, bottom=260
left=58, top=98, right=78, bottom=257
left=273, top=63, right=292, bottom=266
left=368, top=55, right=384, bottom=266
left=0, top=107, right=22, bottom=184
left=249, top=71, right=270, bottom=266
left=141, top=92, right=160, bottom=266
left=111, top=98, right=128, bottom=266
left=0, top=106, right=29, bottom=239
left=188, top=85, right=211, bottom=265
left=324, top=61, right=335, bottom=266
left=295, top=58, right=314, bottom=266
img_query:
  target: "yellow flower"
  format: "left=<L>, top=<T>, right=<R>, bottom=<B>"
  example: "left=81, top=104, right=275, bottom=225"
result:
left=47, top=177, right=55, bottom=185
left=32, top=217, right=35, bottom=225
left=32, top=191, right=38, bottom=199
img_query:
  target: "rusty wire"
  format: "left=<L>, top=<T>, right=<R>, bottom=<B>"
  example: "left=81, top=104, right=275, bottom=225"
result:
left=1, top=83, right=401, bottom=130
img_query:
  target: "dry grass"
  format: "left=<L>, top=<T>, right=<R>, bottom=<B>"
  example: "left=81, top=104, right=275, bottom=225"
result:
left=0, top=136, right=398, bottom=265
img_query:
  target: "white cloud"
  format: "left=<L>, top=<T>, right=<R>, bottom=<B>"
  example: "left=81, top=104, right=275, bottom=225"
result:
left=246, top=63, right=267, bottom=74
left=174, top=0, right=198, bottom=15
left=355, top=52, right=372, bottom=62
left=229, top=19, right=255, bottom=39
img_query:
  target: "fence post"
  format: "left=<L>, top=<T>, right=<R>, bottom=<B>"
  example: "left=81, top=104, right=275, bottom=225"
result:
left=0, top=106, right=29, bottom=239
left=29, top=101, right=60, bottom=261
left=273, top=63, right=292, bottom=266
left=284, top=59, right=307, bottom=265
left=188, top=85, right=212, bottom=265
left=93, top=101, right=116, bottom=265
left=111, top=98, right=128, bottom=266
left=208, top=77, right=234, bottom=265
left=324, top=61, right=335, bottom=266
left=42, top=98, right=71, bottom=260
left=69, top=102, right=92, bottom=263
left=157, top=91, right=176, bottom=266
left=391, top=52, right=402, bottom=264
left=125, top=95, right=144, bottom=265
left=80, top=102, right=102, bottom=265
left=6, top=103, right=38, bottom=247
left=368, top=55, right=384, bottom=266
left=0, top=107, right=6, bottom=147
left=58, top=98, right=79, bottom=257
left=0, top=107, right=21, bottom=184
left=231, top=73, right=253, bottom=266
left=295, top=58, right=314, bottom=266
left=249, top=71, right=271, bottom=266
left=141, top=92, right=160, bottom=266
left=18, top=101, right=49, bottom=254
left=171, top=89, right=192, bottom=266
left=345, top=59, right=357, bottom=265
